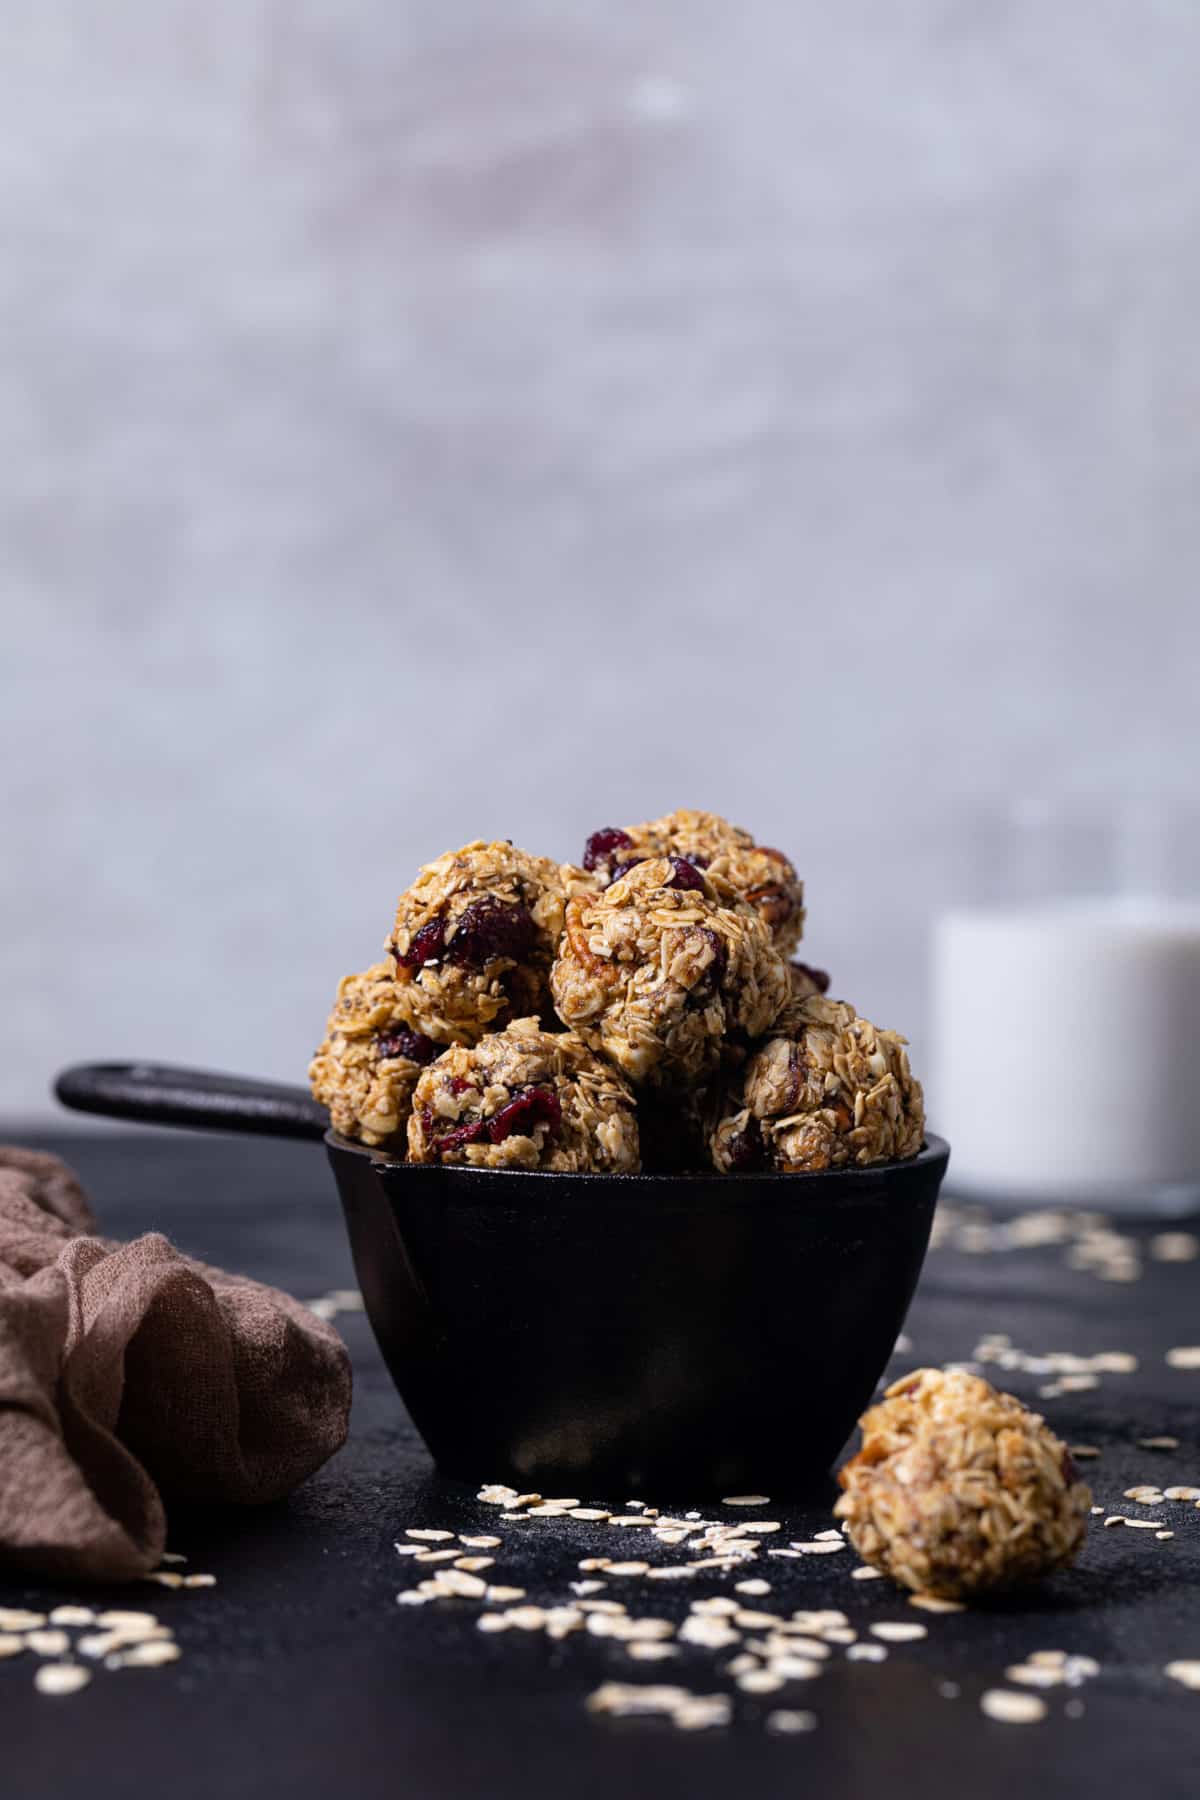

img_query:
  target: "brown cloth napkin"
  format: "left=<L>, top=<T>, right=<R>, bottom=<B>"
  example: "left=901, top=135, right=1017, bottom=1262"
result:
left=0, top=1146, right=352, bottom=1583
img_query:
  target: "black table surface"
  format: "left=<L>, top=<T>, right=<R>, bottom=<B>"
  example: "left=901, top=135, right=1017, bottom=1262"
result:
left=3, top=1130, right=1200, bottom=1800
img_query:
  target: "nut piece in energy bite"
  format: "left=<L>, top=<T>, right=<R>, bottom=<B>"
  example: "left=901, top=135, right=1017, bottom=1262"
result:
left=550, top=856, right=788, bottom=1090
left=710, top=994, right=923, bottom=1172
left=834, top=1368, right=1092, bottom=1600
left=309, top=962, right=440, bottom=1147
left=387, top=842, right=566, bottom=1046
left=406, top=1018, right=640, bottom=1172
left=579, top=811, right=806, bottom=956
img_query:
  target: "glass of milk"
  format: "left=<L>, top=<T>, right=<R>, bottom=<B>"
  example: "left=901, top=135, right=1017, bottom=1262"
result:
left=932, top=799, right=1200, bottom=1214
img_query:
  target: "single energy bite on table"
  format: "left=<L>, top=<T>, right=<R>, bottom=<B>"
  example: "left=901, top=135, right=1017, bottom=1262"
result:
left=834, top=1368, right=1092, bottom=1600
left=406, top=1017, right=640, bottom=1172
left=387, top=841, right=566, bottom=1046
left=309, top=962, right=441, bottom=1147
left=709, top=993, right=924, bottom=1172
left=578, top=810, right=806, bottom=956
left=550, top=855, right=789, bottom=1090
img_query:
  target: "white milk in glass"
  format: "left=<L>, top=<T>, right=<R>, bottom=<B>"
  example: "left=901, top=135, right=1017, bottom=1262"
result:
left=933, top=897, right=1200, bottom=1207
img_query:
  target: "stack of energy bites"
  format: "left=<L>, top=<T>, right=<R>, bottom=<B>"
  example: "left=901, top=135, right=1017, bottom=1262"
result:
left=309, top=809, right=925, bottom=1176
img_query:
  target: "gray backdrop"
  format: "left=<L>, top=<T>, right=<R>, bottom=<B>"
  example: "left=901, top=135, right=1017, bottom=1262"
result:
left=3, top=1, right=1198, bottom=1122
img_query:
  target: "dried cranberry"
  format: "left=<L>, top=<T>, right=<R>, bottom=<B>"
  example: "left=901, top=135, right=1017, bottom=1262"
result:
left=695, top=925, right=726, bottom=984
left=394, top=915, right=446, bottom=969
left=666, top=855, right=705, bottom=891
left=376, top=1026, right=438, bottom=1065
left=792, top=960, right=831, bottom=994
left=724, top=1116, right=764, bottom=1171
left=445, top=896, right=537, bottom=968
left=487, top=1084, right=562, bottom=1144
left=582, top=827, right=633, bottom=872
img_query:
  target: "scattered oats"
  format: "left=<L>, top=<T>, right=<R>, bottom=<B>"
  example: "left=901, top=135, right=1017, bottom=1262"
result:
left=48, top=1607, right=94, bottom=1627
left=871, top=1623, right=927, bottom=1643
left=1151, top=1233, right=1199, bottom=1262
left=543, top=1608, right=585, bottom=1640
left=909, top=1595, right=964, bottom=1614
left=1138, top=1437, right=1180, bottom=1451
left=768, top=1655, right=824, bottom=1682
left=847, top=1644, right=887, bottom=1662
left=735, top=1610, right=784, bottom=1630
left=1091, top=1506, right=1105, bottom=1516
left=1156, top=1531, right=1175, bottom=1541
left=34, top=1664, right=91, bottom=1697
left=478, top=1485, right=519, bottom=1505
left=183, top=1574, right=216, bottom=1588
left=692, top=1598, right=741, bottom=1616
left=736, top=1580, right=771, bottom=1596
left=1165, top=1487, right=1200, bottom=1501
left=160, top=1553, right=188, bottom=1565
left=528, top=1505, right=575, bottom=1518
left=767, top=1708, right=818, bottom=1734
left=672, top=1696, right=733, bottom=1731
left=852, top=1566, right=883, bottom=1581
left=578, top=1600, right=625, bottom=1615
left=1069, top=1446, right=1101, bottom=1460
left=142, top=1572, right=183, bottom=1589
left=1165, top=1660, right=1200, bottom=1690
left=587, top=1681, right=688, bottom=1717
left=0, top=1635, right=25, bottom=1658
left=794, top=1541, right=846, bottom=1556
left=114, top=1640, right=181, bottom=1668
left=1166, top=1348, right=1200, bottom=1370
left=647, top=1567, right=696, bottom=1582
left=606, top=1562, right=651, bottom=1577
left=679, top=1616, right=741, bottom=1650
left=406, top=1528, right=455, bottom=1542
left=394, top=1544, right=425, bottom=1557
left=1006, top=1664, right=1065, bottom=1689
left=735, top=1522, right=781, bottom=1535
left=726, top=1653, right=760, bottom=1677
left=684, top=1511, right=702, bottom=1521
left=1119, top=1518, right=1163, bottom=1530
left=25, top=1631, right=70, bottom=1658
left=1124, top=1487, right=1165, bottom=1503
left=0, top=1610, right=47, bottom=1631
left=397, top=1591, right=429, bottom=1607
left=627, top=1642, right=679, bottom=1661
left=484, top=1586, right=526, bottom=1604
left=454, top=1557, right=495, bottom=1572
left=476, top=1613, right=510, bottom=1633
left=96, top=1612, right=159, bottom=1631
left=511, top=1495, right=541, bottom=1509
left=568, top=1510, right=612, bottom=1522
left=440, top=1570, right=488, bottom=1598
left=578, top=1558, right=611, bottom=1572
left=414, top=1549, right=460, bottom=1564
left=723, top=1495, right=771, bottom=1506
left=981, top=1689, right=1047, bottom=1724
left=507, top=1607, right=548, bottom=1631
left=766, top=1549, right=802, bottom=1560
left=608, top=1516, right=654, bottom=1528
left=737, top=1669, right=784, bottom=1694
left=824, top=1628, right=858, bottom=1645
left=814, top=1529, right=843, bottom=1542
left=459, top=1535, right=503, bottom=1549
left=939, top=1681, right=961, bottom=1699
left=1103, top=1516, right=1128, bottom=1528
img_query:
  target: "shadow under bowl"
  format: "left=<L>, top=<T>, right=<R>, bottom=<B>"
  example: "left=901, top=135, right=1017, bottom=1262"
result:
left=329, top=1134, right=949, bottom=1497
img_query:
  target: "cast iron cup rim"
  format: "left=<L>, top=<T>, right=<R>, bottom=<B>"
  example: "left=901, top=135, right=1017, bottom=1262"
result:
left=329, top=1129, right=950, bottom=1191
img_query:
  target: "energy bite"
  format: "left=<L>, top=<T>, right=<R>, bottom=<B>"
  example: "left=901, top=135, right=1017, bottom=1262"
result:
left=835, top=1368, right=1092, bottom=1600
left=550, top=856, right=788, bottom=1090
left=407, top=1018, right=640, bottom=1172
left=387, top=841, right=566, bottom=1047
left=710, top=994, right=924, bottom=1172
left=309, top=962, right=440, bottom=1147
left=579, top=810, right=805, bottom=956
